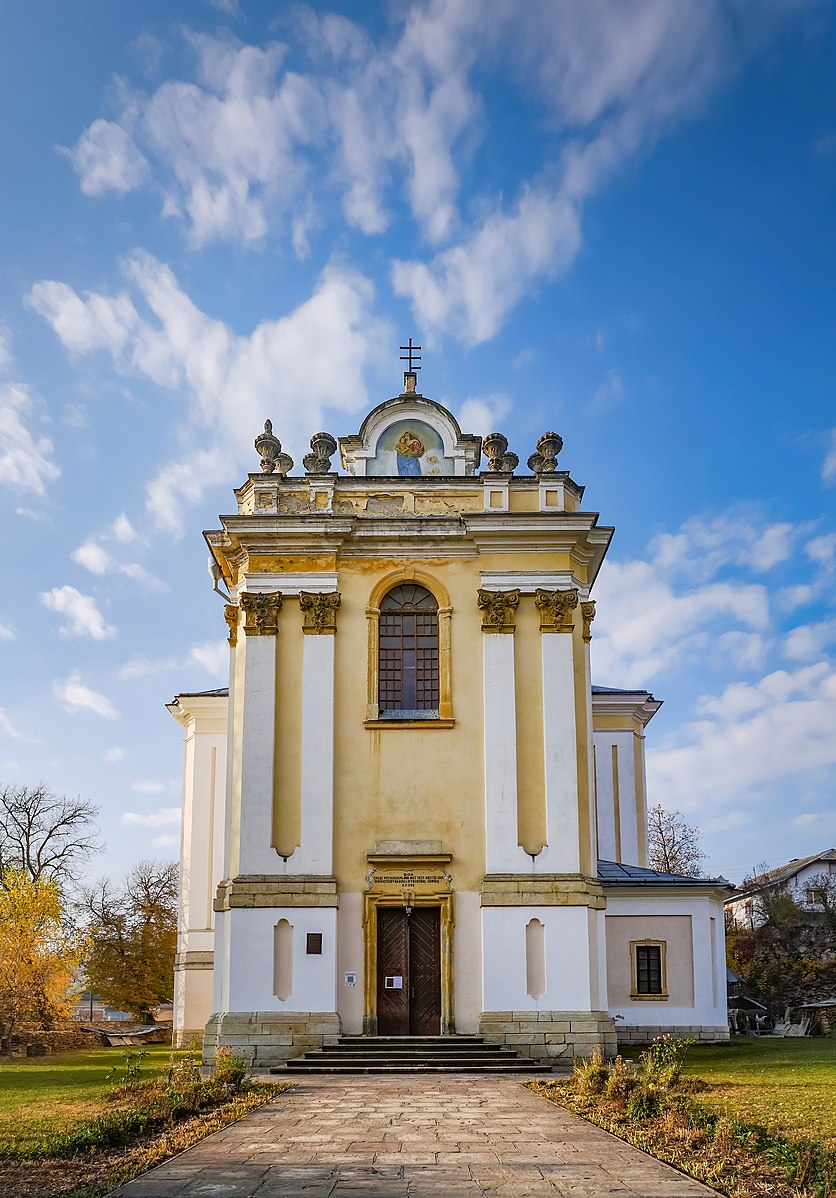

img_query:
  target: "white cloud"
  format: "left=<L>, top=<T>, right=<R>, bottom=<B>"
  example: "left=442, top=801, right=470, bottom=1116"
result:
left=0, top=709, right=23, bottom=739
left=71, top=532, right=166, bottom=592
left=392, top=187, right=581, bottom=346
left=593, top=557, right=769, bottom=684
left=104, top=746, right=124, bottom=763
left=153, top=833, right=180, bottom=849
left=650, top=663, right=836, bottom=814
left=112, top=513, right=136, bottom=543
left=62, top=402, right=89, bottom=429
left=121, top=803, right=180, bottom=823
left=30, top=253, right=389, bottom=534
left=41, top=585, right=115, bottom=640
left=0, top=622, right=14, bottom=641
left=118, top=656, right=177, bottom=680
left=187, top=639, right=228, bottom=678
left=128, top=782, right=179, bottom=798
left=784, top=620, right=836, bottom=662
left=72, top=539, right=113, bottom=575
left=54, top=673, right=119, bottom=720
left=0, top=383, right=61, bottom=496
left=591, top=369, right=625, bottom=413
left=0, top=321, right=12, bottom=372
left=806, top=532, right=836, bottom=566
left=822, top=429, right=836, bottom=484
left=63, top=119, right=149, bottom=196
left=457, top=393, right=512, bottom=437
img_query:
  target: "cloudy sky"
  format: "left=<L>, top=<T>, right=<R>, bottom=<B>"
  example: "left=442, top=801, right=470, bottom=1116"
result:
left=1, top=0, right=834, bottom=884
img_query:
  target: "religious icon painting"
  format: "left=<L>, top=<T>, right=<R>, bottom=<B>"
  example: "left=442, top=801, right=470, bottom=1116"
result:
left=367, top=418, right=453, bottom=476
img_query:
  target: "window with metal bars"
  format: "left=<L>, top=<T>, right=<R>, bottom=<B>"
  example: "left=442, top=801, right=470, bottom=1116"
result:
left=635, top=944, right=663, bottom=995
left=379, top=584, right=439, bottom=718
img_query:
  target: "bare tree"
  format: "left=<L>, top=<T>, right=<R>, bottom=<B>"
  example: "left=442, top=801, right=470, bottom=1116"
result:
left=647, top=804, right=706, bottom=877
left=0, top=784, right=102, bottom=888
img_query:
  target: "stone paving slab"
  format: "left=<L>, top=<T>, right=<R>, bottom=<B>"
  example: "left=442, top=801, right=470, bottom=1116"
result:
left=110, top=1075, right=719, bottom=1197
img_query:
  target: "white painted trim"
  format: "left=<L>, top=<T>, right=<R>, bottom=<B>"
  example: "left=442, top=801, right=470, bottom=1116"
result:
left=479, top=571, right=587, bottom=595
left=237, top=635, right=280, bottom=874
left=538, top=633, right=580, bottom=872
left=240, top=572, right=339, bottom=596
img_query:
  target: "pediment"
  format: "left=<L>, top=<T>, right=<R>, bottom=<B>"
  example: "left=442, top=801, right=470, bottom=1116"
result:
left=339, top=393, right=482, bottom=477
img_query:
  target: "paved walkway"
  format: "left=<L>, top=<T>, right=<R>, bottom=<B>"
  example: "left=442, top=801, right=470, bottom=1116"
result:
left=112, top=1075, right=717, bottom=1197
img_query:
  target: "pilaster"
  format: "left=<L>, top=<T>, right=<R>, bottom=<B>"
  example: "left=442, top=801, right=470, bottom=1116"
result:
left=480, top=590, right=523, bottom=873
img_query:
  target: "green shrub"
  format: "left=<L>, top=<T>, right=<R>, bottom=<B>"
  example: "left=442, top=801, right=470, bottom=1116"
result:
left=572, top=1045, right=609, bottom=1095
left=604, top=1055, right=636, bottom=1102
left=104, top=1048, right=149, bottom=1090
left=639, top=1034, right=694, bottom=1088
left=213, top=1045, right=248, bottom=1089
left=626, top=1085, right=662, bottom=1119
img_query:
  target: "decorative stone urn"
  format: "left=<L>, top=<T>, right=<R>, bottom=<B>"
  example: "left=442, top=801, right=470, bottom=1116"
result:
left=254, top=420, right=282, bottom=473
left=303, top=432, right=337, bottom=474
left=482, top=432, right=509, bottom=472
left=536, top=431, right=563, bottom=473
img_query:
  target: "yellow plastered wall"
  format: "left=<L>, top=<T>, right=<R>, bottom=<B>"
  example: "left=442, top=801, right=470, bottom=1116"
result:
left=332, top=556, right=487, bottom=893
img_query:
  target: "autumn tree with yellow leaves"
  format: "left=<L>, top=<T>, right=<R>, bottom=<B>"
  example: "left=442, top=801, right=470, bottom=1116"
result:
left=0, top=867, right=86, bottom=1049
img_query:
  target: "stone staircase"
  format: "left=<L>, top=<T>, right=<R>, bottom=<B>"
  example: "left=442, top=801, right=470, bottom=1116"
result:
left=271, top=1034, right=549, bottom=1074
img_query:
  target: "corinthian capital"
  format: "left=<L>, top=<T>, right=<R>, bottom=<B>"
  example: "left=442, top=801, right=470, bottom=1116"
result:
left=240, top=591, right=283, bottom=636
left=581, top=601, right=596, bottom=643
left=477, top=588, right=520, bottom=632
left=223, top=603, right=239, bottom=647
left=535, top=588, right=578, bottom=632
left=300, top=591, right=341, bottom=634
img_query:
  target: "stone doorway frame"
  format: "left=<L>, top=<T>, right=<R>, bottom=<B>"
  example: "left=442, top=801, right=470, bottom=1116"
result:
left=362, top=854, right=455, bottom=1035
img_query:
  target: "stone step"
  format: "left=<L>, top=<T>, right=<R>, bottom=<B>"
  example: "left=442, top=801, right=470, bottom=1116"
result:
left=270, top=1033, right=552, bottom=1075
left=278, top=1061, right=541, bottom=1073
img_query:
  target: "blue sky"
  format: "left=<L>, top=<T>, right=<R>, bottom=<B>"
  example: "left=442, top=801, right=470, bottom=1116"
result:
left=1, top=0, right=834, bottom=884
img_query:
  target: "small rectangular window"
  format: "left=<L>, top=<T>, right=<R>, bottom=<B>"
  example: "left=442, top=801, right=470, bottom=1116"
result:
left=630, top=939, right=667, bottom=999
left=635, top=945, right=662, bottom=994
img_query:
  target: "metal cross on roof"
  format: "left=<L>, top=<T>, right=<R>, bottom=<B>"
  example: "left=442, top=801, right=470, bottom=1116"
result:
left=399, top=337, right=422, bottom=373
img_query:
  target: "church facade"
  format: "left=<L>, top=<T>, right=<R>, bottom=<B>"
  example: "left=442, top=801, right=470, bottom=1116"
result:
left=168, top=372, right=730, bottom=1067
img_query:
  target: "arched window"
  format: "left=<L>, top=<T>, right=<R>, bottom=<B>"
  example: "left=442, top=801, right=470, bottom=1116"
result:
left=378, top=584, right=439, bottom=717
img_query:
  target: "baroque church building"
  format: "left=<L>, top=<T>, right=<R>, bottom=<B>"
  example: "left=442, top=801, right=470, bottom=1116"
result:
left=168, top=368, right=731, bottom=1067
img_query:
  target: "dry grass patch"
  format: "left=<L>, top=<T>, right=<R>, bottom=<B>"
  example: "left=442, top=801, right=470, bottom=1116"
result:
left=0, top=1044, right=293, bottom=1198
left=529, top=1037, right=836, bottom=1198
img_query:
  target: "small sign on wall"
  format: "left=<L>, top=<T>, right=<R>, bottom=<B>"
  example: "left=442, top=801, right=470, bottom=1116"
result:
left=344, top=971, right=357, bottom=988
left=306, top=933, right=323, bottom=955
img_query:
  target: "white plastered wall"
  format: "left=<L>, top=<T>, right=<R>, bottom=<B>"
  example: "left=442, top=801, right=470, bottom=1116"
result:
left=605, top=892, right=727, bottom=1031
left=224, top=907, right=338, bottom=1013
left=482, top=905, right=607, bottom=1013
left=593, top=730, right=639, bottom=865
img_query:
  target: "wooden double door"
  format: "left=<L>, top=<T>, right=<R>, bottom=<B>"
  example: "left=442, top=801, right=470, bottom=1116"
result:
left=376, top=906, right=441, bottom=1036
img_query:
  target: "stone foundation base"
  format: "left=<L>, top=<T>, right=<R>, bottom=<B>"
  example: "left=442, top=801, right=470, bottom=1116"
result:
left=479, top=1010, right=617, bottom=1066
left=173, top=1028, right=206, bottom=1049
left=203, top=1011, right=341, bottom=1068
left=616, top=1024, right=730, bottom=1047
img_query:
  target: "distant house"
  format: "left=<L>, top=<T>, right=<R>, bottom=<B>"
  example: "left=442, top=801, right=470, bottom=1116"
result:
left=725, top=849, right=836, bottom=928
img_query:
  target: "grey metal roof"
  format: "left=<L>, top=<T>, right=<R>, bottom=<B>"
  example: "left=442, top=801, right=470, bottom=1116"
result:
left=732, top=849, right=836, bottom=898
left=591, top=685, right=651, bottom=695
left=598, top=859, right=732, bottom=888
left=173, top=688, right=229, bottom=698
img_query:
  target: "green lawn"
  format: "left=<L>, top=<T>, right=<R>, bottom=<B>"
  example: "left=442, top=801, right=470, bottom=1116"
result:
left=682, top=1036, right=836, bottom=1148
left=0, top=1044, right=190, bottom=1150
